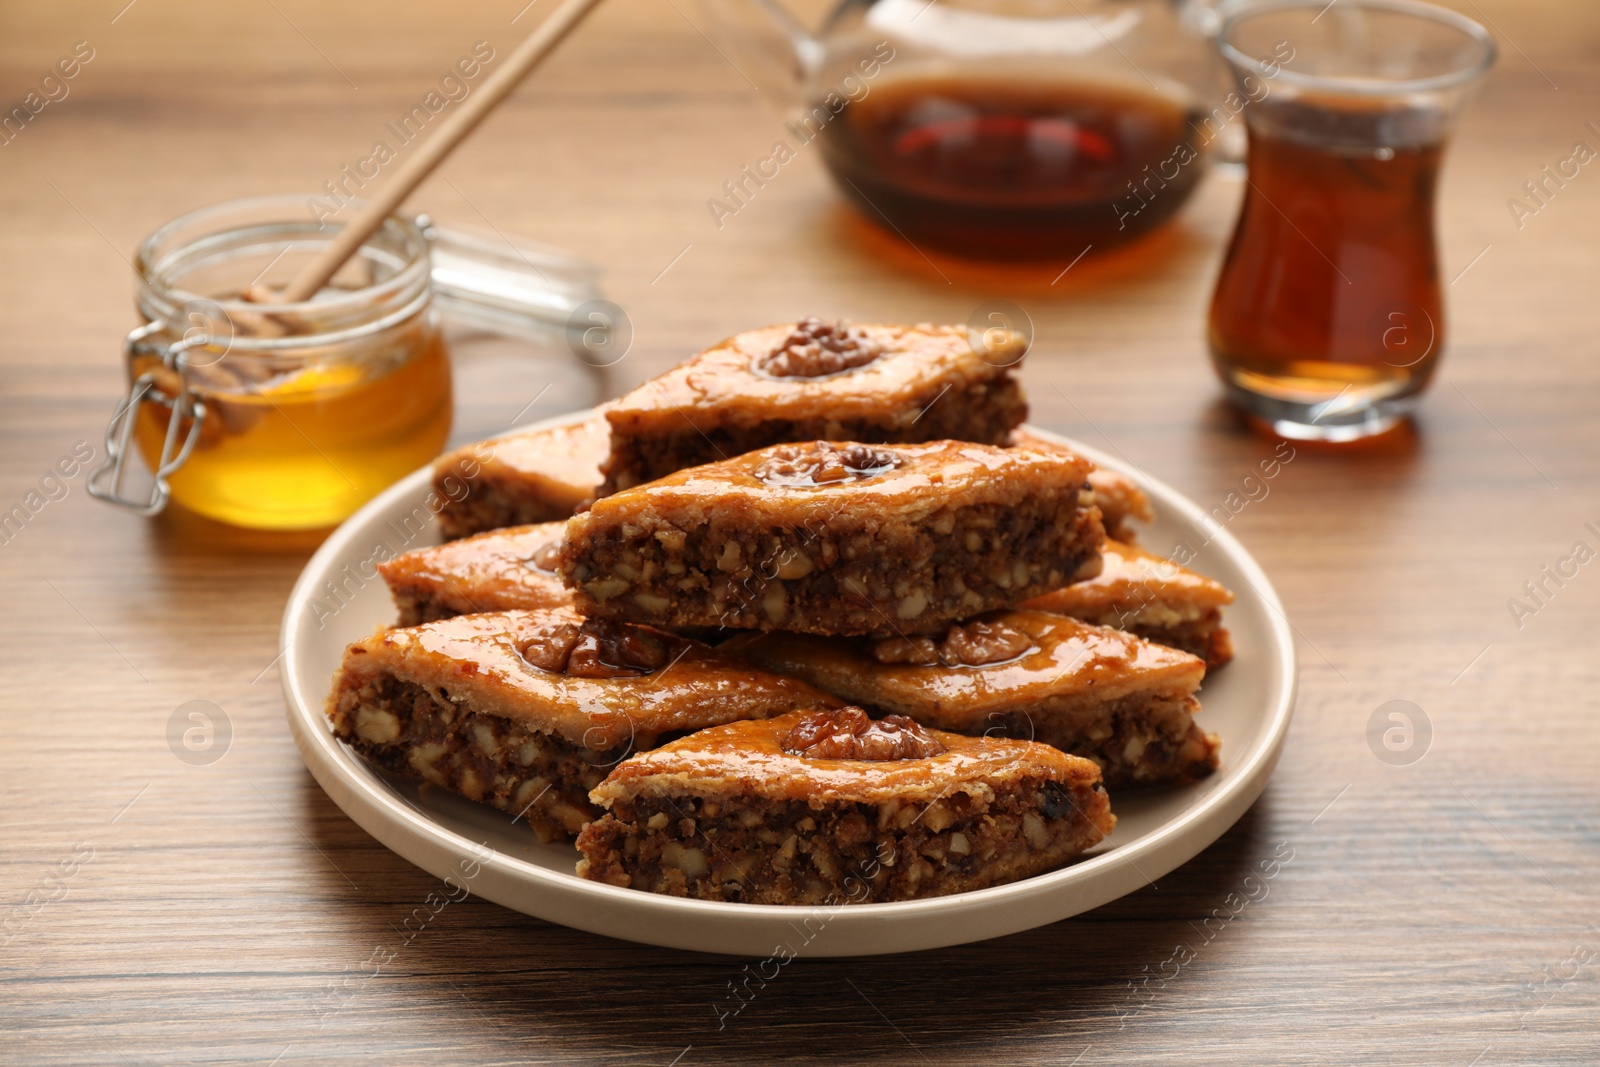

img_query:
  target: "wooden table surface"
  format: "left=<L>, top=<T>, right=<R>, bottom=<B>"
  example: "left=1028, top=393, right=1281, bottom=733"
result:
left=3, top=0, right=1597, bottom=1063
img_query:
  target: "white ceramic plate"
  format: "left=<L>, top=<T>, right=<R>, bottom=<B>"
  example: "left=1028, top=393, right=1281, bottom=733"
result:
left=281, top=417, right=1297, bottom=958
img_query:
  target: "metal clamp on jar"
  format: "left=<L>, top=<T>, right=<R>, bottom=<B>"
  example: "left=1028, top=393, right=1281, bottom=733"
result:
left=89, top=195, right=600, bottom=530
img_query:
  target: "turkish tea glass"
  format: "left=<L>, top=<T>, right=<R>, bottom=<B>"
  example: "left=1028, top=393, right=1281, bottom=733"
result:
left=1208, top=0, right=1495, bottom=441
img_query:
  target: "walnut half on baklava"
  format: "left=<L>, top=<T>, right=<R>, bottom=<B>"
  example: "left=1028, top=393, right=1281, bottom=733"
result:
left=576, top=707, right=1115, bottom=904
left=559, top=439, right=1105, bottom=636
left=325, top=607, right=841, bottom=840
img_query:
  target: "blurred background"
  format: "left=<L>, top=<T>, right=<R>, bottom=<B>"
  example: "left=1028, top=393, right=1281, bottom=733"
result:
left=3, top=1, right=1598, bottom=1063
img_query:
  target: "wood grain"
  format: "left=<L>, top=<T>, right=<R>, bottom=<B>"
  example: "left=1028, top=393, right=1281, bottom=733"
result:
left=2, top=1, right=1598, bottom=1064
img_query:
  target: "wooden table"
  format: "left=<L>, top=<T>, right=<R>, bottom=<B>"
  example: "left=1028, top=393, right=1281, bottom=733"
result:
left=3, top=0, right=1597, bottom=1062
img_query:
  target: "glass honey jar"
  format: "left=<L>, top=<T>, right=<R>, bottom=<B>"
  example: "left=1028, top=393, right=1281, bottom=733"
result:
left=91, top=196, right=455, bottom=530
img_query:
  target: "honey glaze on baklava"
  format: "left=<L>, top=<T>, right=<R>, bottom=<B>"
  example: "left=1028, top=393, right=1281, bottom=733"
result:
left=576, top=708, right=1114, bottom=903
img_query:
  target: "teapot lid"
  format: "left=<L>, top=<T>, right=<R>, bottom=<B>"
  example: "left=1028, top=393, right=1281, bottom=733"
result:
left=864, top=0, right=1143, bottom=57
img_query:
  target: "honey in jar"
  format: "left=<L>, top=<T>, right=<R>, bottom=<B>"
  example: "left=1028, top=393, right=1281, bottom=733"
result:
left=130, top=315, right=451, bottom=529
left=104, top=198, right=453, bottom=529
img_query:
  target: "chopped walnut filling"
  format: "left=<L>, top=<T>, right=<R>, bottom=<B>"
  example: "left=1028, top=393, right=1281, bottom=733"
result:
left=779, top=707, right=946, bottom=761
left=757, top=317, right=884, bottom=378
left=872, top=620, right=1035, bottom=667
left=518, top=618, right=672, bottom=679
left=753, top=441, right=904, bottom=488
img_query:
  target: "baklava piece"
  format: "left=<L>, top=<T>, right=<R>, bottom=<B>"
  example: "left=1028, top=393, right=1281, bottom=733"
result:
left=559, top=439, right=1105, bottom=636
left=1009, top=429, right=1154, bottom=542
left=728, top=610, right=1218, bottom=786
left=599, top=319, right=1027, bottom=493
left=378, top=522, right=570, bottom=626
left=575, top=707, right=1114, bottom=903
left=1024, top=540, right=1235, bottom=668
left=1088, top=469, right=1155, bottom=543
left=433, top=415, right=608, bottom=540
left=325, top=607, right=841, bottom=841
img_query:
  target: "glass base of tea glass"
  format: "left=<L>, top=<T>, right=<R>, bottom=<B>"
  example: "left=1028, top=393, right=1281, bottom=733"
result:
left=1219, top=364, right=1417, bottom=442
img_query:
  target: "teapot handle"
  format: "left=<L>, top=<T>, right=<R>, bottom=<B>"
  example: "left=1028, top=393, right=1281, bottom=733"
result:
left=694, top=0, right=823, bottom=105
left=1203, top=109, right=1249, bottom=173
left=1186, top=0, right=1251, bottom=172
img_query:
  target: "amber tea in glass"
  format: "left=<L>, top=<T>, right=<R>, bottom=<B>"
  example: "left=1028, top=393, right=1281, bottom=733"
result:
left=1210, top=102, right=1447, bottom=426
left=1209, top=0, right=1494, bottom=440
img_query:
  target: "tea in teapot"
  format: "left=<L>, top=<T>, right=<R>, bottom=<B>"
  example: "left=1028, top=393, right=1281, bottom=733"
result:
left=704, top=0, right=1226, bottom=260
left=817, top=71, right=1207, bottom=260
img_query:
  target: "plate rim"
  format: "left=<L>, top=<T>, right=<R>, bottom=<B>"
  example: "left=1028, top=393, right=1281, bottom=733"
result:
left=281, top=414, right=1298, bottom=957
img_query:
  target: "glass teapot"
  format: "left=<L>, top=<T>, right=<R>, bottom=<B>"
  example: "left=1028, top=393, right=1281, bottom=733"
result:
left=701, top=0, right=1237, bottom=261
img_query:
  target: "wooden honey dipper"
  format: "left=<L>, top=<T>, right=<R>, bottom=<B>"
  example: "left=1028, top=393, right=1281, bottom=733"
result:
left=244, top=0, right=606, bottom=306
